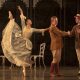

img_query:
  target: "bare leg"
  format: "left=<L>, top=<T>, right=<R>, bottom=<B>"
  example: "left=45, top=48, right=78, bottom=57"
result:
left=76, top=49, right=80, bottom=75
left=22, top=66, right=26, bottom=76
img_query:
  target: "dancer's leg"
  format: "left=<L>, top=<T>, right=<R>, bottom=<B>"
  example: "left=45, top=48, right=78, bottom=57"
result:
left=50, top=63, right=56, bottom=76
left=22, top=66, right=26, bottom=76
left=50, top=50, right=57, bottom=76
left=76, top=49, right=80, bottom=75
left=55, top=49, right=62, bottom=76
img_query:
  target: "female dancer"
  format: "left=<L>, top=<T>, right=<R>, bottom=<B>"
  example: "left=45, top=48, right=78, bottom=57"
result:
left=1, top=11, right=31, bottom=76
left=1, top=7, right=47, bottom=76
left=18, top=6, right=48, bottom=76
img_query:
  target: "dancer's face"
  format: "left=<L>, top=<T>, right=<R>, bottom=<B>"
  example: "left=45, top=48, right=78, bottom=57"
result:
left=75, top=17, right=80, bottom=24
left=26, top=19, right=32, bottom=26
left=51, top=17, right=58, bottom=26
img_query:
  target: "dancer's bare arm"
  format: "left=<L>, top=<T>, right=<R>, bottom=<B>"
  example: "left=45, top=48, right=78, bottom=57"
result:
left=33, top=28, right=49, bottom=36
left=18, top=6, right=24, bottom=15
left=18, top=6, right=26, bottom=30
left=33, top=28, right=49, bottom=33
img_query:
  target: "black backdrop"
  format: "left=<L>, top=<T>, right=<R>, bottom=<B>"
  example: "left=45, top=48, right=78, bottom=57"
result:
left=0, top=0, right=80, bottom=66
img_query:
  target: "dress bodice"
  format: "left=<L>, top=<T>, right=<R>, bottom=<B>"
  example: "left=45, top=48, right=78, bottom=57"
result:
left=22, top=27, right=33, bottom=39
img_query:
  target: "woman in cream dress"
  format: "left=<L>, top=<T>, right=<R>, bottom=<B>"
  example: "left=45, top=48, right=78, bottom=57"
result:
left=1, top=11, right=31, bottom=76
left=1, top=6, right=47, bottom=76
left=18, top=6, right=47, bottom=76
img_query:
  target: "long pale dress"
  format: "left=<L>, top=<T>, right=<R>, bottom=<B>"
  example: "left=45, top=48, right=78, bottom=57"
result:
left=1, top=15, right=44, bottom=67
left=1, top=19, right=31, bottom=66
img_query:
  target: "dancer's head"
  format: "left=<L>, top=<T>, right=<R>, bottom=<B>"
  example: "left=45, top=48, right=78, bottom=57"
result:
left=74, top=14, right=80, bottom=24
left=26, top=19, right=32, bottom=27
left=51, top=16, right=58, bottom=26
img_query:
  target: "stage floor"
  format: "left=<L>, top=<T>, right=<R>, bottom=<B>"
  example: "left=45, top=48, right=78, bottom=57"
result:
left=0, top=66, right=80, bottom=80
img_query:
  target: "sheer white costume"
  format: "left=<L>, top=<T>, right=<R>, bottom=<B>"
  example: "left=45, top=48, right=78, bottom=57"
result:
left=1, top=15, right=44, bottom=67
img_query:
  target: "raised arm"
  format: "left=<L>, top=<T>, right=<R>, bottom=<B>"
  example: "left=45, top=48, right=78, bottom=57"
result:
left=18, top=6, right=23, bottom=15
left=18, top=6, right=26, bottom=30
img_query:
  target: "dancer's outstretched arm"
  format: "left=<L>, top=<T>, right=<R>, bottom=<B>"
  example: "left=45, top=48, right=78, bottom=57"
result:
left=18, top=6, right=26, bottom=30
left=33, top=28, right=49, bottom=36
left=33, top=28, right=49, bottom=33
left=50, top=27, right=70, bottom=36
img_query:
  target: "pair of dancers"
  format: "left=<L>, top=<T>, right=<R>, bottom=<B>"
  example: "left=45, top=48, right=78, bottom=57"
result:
left=50, top=14, right=80, bottom=76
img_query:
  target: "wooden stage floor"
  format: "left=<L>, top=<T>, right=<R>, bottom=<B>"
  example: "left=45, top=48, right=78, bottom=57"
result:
left=0, top=66, right=80, bottom=80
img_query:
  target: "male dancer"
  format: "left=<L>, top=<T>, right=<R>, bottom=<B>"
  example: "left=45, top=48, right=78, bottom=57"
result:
left=70, top=14, right=80, bottom=75
left=49, top=16, right=70, bottom=76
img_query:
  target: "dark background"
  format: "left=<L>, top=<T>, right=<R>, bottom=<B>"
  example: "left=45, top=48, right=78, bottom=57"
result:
left=0, top=0, right=80, bottom=67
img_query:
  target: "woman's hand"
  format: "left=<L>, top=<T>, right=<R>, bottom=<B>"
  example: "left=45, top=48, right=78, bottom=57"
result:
left=18, top=6, right=26, bottom=19
left=18, top=6, right=23, bottom=14
left=18, top=6, right=21, bottom=11
left=41, top=28, right=49, bottom=36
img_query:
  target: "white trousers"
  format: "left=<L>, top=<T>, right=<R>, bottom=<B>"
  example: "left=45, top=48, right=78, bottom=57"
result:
left=51, top=49, right=61, bottom=63
left=76, top=49, right=80, bottom=64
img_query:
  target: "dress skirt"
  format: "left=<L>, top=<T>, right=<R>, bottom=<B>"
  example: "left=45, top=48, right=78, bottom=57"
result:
left=1, top=19, right=32, bottom=67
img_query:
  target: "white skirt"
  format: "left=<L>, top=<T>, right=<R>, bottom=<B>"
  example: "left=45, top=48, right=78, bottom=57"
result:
left=1, top=19, right=32, bottom=67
